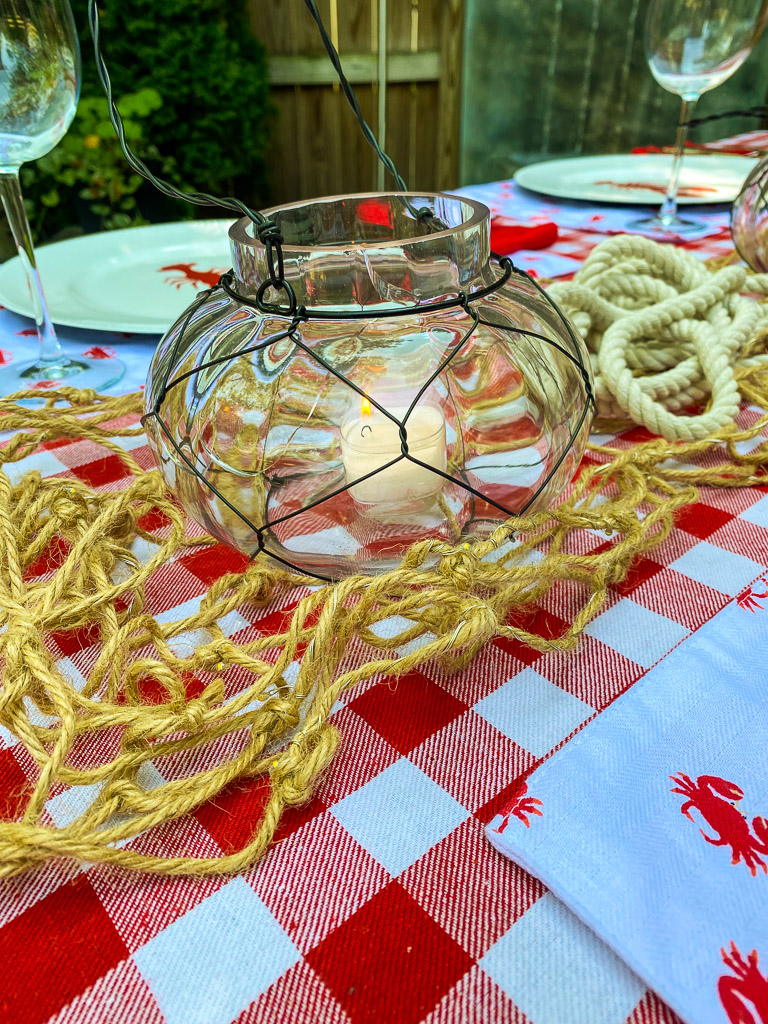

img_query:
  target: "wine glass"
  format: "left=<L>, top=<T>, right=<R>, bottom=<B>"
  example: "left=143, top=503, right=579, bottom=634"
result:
left=0, top=0, right=124, bottom=390
left=631, top=0, right=768, bottom=237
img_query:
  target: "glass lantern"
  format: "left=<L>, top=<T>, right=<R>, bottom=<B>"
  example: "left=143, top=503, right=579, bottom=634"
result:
left=144, top=193, right=594, bottom=580
left=731, top=156, right=768, bottom=271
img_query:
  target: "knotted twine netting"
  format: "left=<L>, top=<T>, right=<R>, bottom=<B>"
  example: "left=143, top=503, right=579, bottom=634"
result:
left=1, top=234, right=768, bottom=878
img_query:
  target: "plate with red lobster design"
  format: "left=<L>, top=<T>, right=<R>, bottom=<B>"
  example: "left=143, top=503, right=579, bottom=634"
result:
left=514, top=153, right=757, bottom=205
left=0, top=219, right=233, bottom=333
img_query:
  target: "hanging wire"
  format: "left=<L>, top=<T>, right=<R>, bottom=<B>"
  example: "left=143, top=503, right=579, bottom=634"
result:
left=301, top=0, right=407, bottom=192
left=682, top=104, right=768, bottom=130
left=85, top=0, right=441, bottom=286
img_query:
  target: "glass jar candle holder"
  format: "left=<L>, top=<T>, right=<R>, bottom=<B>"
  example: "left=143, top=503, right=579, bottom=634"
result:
left=144, top=192, right=594, bottom=580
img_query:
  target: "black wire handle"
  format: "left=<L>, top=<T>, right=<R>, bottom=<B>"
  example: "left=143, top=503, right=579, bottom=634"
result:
left=682, top=105, right=768, bottom=130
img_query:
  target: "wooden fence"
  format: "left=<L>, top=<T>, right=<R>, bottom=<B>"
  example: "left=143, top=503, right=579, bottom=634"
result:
left=249, top=0, right=465, bottom=204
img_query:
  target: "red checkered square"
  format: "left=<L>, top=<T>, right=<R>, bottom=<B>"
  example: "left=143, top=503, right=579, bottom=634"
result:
left=0, top=873, right=127, bottom=1024
left=494, top=606, right=570, bottom=667
left=40, top=434, right=84, bottom=451
left=535, top=633, right=643, bottom=710
left=249, top=812, right=390, bottom=953
left=47, top=621, right=101, bottom=660
left=642, top=525, right=702, bottom=567
left=0, top=746, right=31, bottom=821
left=143, top=560, right=209, bottom=617
left=195, top=774, right=326, bottom=855
left=400, top=817, right=544, bottom=961
left=674, top=502, right=735, bottom=539
left=89, top=864, right=224, bottom=955
left=419, top=643, right=523, bottom=706
left=136, top=506, right=174, bottom=533
left=628, top=567, right=726, bottom=631
left=69, top=452, right=133, bottom=489
left=611, top=556, right=665, bottom=597
left=348, top=671, right=468, bottom=755
left=179, top=543, right=249, bottom=585
left=235, top=960, right=348, bottom=1024
left=123, top=810, right=222, bottom=861
left=23, top=534, right=71, bottom=580
left=410, top=711, right=534, bottom=812
left=307, top=880, right=474, bottom=1024
left=538, top=577, right=597, bottom=622
left=49, top=957, right=164, bottom=1024
left=710, top=516, right=768, bottom=568
left=618, top=425, right=661, bottom=445
left=695, top=484, right=768, bottom=516
left=317, top=707, right=400, bottom=805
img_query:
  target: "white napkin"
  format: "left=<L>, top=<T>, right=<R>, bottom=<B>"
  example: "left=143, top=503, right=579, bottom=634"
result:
left=487, top=586, right=768, bottom=1024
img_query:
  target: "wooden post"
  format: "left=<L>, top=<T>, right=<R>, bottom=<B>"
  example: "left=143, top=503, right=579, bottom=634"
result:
left=436, top=0, right=465, bottom=190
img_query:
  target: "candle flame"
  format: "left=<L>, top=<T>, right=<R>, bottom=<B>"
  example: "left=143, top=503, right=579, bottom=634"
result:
left=361, top=396, right=372, bottom=418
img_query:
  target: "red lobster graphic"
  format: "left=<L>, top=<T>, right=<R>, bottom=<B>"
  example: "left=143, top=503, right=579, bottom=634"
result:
left=719, top=942, right=768, bottom=1024
left=737, top=579, right=768, bottom=613
left=492, top=782, right=543, bottom=834
left=159, top=263, right=224, bottom=290
left=83, top=345, right=115, bottom=360
left=670, top=774, right=768, bottom=876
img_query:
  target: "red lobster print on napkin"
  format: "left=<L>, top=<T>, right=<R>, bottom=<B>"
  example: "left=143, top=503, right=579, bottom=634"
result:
left=492, top=782, right=543, bottom=834
left=719, top=943, right=768, bottom=1024
left=670, top=774, right=768, bottom=876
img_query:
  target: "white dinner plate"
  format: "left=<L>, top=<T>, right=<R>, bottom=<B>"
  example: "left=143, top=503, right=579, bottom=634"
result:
left=0, top=219, right=234, bottom=334
left=514, top=153, right=757, bottom=205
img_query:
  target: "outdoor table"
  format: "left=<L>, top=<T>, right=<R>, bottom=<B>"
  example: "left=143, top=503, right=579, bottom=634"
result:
left=0, top=177, right=760, bottom=1024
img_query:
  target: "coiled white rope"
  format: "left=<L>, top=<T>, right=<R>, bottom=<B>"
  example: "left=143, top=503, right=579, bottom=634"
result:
left=547, top=234, right=768, bottom=441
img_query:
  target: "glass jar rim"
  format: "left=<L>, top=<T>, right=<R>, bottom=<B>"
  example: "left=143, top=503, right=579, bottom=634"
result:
left=229, top=190, right=489, bottom=255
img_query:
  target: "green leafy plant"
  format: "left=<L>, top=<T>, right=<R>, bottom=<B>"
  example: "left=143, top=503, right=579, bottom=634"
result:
left=73, top=0, right=272, bottom=203
left=21, top=87, right=180, bottom=236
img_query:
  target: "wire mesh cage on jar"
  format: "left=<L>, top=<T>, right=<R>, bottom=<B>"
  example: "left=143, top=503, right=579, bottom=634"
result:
left=732, top=155, right=768, bottom=271
left=143, top=192, right=594, bottom=580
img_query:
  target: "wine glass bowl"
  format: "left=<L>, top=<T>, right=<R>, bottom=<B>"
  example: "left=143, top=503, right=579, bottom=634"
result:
left=631, top=0, right=768, bottom=237
left=0, top=0, right=124, bottom=390
left=0, top=2, right=78, bottom=169
left=647, top=4, right=767, bottom=98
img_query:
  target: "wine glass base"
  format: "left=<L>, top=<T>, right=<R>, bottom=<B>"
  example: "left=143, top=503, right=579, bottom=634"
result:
left=0, top=356, right=126, bottom=396
left=628, top=213, right=704, bottom=238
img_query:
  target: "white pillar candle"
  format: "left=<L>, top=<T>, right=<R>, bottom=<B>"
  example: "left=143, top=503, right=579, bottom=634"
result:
left=340, top=402, right=447, bottom=505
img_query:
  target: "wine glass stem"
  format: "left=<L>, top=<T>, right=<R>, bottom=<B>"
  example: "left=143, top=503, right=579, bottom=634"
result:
left=0, top=170, right=63, bottom=365
left=659, top=96, right=698, bottom=224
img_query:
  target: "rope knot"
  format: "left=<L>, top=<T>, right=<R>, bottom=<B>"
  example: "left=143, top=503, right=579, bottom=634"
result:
left=105, top=779, right=141, bottom=809
left=439, top=548, right=477, bottom=591
left=182, top=698, right=208, bottom=732
left=52, top=492, right=89, bottom=529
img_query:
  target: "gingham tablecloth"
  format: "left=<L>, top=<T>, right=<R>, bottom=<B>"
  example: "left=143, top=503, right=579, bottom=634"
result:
left=0, top=176, right=763, bottom=1024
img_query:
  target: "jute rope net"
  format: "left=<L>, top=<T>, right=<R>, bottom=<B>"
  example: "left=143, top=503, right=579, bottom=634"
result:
left=1, top=235, right=768, bottom=878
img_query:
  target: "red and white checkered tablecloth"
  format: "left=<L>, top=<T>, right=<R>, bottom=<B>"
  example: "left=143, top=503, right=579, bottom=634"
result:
left=0, top=171, right=765, bottom=1024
